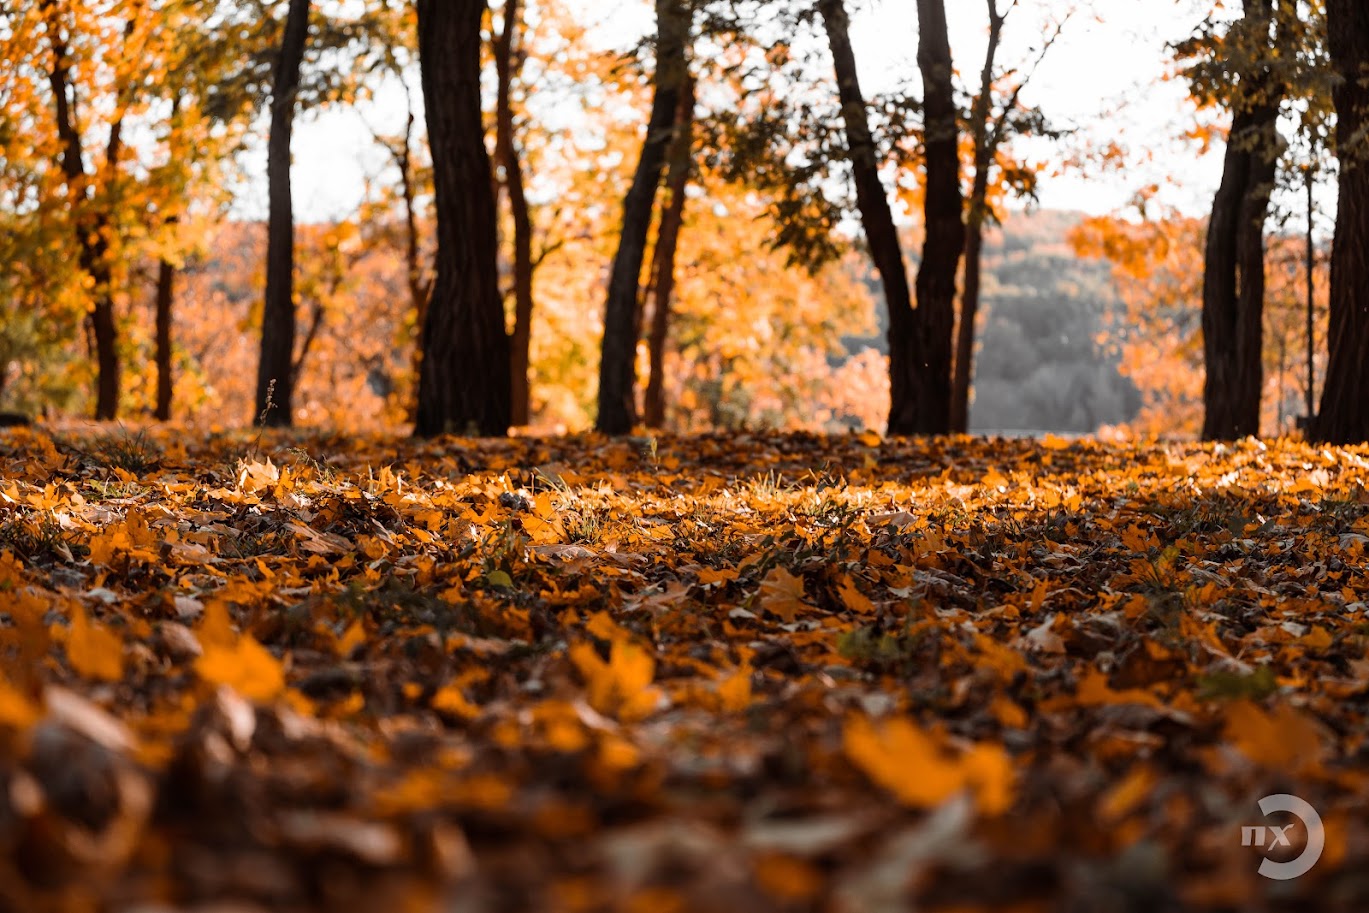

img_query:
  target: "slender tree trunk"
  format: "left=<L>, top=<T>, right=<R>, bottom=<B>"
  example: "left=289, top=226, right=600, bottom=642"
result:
left=155, top=255, right=175, bottom=421
left=596, top=0, right=690, bottom=435
left=1305, top=165, right=1316, bottom=420
left=1313, top=0, right=1369, bottom=444
left=255, top=0, right=310, bottom=427
left=1201, top=0, right=1283, bottom=441
left=950, top=1, right=1006, bottom=434
left=905, top=0, right=965, bottom=435
left=643, top=77, right=695, bottom=430
left=495, top=0, right=537, bottom=427
left=43, top=0, right=122, bottom=420
left=414, top=0, right=511, bottom=437
left=819, top=0, right=927, bottom=435
left=388, top=106, right=432, bottom=425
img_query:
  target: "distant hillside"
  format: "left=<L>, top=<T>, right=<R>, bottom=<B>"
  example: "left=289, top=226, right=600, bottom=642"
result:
left=846, top=209, right=1141, bottom=434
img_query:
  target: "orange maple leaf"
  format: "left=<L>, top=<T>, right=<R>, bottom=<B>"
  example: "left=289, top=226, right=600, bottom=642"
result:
left=759, top=567, right=810, bottom=623
left=569, top=638, right=661, bottom=721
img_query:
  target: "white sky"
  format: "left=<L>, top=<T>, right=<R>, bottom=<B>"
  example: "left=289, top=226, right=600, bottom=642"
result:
left=265, top=0, right=1242, bottom=225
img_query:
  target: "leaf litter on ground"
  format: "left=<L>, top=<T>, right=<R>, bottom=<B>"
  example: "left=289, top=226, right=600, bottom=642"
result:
left=0, top=427, right=1367, bottom=911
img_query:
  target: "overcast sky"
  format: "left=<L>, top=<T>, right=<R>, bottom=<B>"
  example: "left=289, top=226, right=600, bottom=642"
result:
left=263, top=0, right=1244, bottom=225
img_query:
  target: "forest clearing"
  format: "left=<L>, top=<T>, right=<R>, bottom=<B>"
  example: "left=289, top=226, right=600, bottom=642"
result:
left=6, top=0, right=1369, bottom=909
left=1, top=426, right=1366, bottom=910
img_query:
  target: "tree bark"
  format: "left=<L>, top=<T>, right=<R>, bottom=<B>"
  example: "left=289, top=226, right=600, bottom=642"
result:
left=1313, top=0, right=1369, bottom=444
left=414, top=0, right=512, bottom=437
left=495, top=0, right=537, bottom=427
left=1201, top=0, right=1283, bottom=441
left=950, top=0, right=1007, bottom=434
left=155, top=255, right=175, bottom=421
left=905, top=0, right=965, bottom=435
left=643, top=77, right=695, bottom=430
left=819, top=0, right=930, bottom=436
left=596, top=0, right=690, bottom=435
left=255, top=0, right=310, bottom=427
left=43, top=0, right=122, bottom=420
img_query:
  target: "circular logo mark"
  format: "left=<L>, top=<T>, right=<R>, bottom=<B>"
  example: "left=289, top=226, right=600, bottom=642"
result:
left=1242, top=794, right=1325, bottom=881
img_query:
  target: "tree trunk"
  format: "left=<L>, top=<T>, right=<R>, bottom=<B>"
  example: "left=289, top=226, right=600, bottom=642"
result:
left=414, top=0, right=512, bottom=437
left=950, top=1, right=1006, bottom=434
left=904, top=0, right=965, bottom=435
left=1313, top=0, right=1369, bottom=444
left=43, top=0, right=121, bottom=420
left=819, top=0, right=929, bottom=435
left=643, top=77, right=695, bottom=430
left=255, top=0, right=309, bottom=428
left=495, top=0, right=537, bottom=427
left=389, top=106, right=431, bottom=425
left=1201, top=0, right=1283, bottom=441
left=596, top=0, right=690, bottom=435
left=155, top=256, right=175, bottom=421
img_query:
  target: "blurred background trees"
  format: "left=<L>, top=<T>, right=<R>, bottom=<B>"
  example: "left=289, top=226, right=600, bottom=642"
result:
left=0, top=0, right=1363, bottom=442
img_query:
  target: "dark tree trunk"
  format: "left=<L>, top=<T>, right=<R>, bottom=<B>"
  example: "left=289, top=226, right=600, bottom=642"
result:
left=1314, top=0, right=1369, bottom=444
left=906, top=0, right=965, bottom=435
left=596, top=0, right=690, bottom=435
left=643, top=77, right=695, bottom=430
left=495, top=0, right=537, bottom=427
left=155, top=256, right=175, bottom=421
left=414, top=0, right=512, bottom=437
left=86, top=238, right=120, bottom=421
left=950, top=1, right=1006, bottom=434
left=1201, top=0, right=1283, bottom=441
left=255, top=0, right=309, bottom=428
left=43, top=0, right=122, bottom=420
left=819, top=0, right=929, bottom=435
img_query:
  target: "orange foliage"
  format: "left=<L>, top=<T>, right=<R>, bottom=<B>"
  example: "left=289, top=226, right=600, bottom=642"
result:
left=0, top=428, right=1365, bottom=907
left=1070, top=214, right=1206, bottom=436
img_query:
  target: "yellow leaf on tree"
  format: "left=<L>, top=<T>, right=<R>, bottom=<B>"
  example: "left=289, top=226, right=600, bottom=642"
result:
left=196, top=635, right=286, bottom=702
left=65, top=606, right=123, bottom=682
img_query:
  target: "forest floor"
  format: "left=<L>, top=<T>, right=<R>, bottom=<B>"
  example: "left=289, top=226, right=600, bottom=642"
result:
left=1, top=427, right=1367, bottom=912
